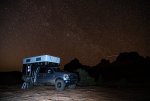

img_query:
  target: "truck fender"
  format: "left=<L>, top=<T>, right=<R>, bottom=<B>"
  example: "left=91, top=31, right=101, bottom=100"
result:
left=55, top=77, right=64, bottom=83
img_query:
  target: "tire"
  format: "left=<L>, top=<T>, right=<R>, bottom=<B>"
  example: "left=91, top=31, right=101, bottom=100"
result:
left=55, top=80, right=65, bottom=91
left=21, top=82, right=29, bottom=89
left=68, top=84, right=76, bottom=89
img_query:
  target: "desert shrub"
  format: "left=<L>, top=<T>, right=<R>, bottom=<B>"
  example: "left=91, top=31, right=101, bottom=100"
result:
left=76, top=68, right=96, bottom=86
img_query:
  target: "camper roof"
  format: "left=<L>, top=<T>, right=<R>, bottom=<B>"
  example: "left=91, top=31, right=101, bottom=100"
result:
left=23, top=55, right=60, bottom=64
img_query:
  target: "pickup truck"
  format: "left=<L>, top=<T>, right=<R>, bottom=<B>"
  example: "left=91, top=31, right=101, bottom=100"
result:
left=21, top=55, right=78, bottom=91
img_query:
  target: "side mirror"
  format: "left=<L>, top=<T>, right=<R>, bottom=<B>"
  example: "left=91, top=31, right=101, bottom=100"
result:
left=48, top=69, right=52, bottom=74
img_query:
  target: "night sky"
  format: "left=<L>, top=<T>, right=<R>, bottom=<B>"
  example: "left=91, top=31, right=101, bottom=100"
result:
left=0, top=0, right=150, bottom=71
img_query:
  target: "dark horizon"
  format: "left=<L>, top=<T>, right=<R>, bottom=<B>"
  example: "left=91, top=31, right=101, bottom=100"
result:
left=1, top=51, right=150, bottom=87
left=0, top=51, right=150, bottom=72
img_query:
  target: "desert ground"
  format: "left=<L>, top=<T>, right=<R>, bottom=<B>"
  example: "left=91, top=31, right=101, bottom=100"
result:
left=0, top=85, right=150, bottom=101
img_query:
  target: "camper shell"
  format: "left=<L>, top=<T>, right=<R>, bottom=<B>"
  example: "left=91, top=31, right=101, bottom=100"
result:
left=23, top=55, right=60, bottom=64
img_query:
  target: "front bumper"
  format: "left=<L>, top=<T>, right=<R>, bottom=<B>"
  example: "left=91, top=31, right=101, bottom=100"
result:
left=64, top=75, right=78, bottom=86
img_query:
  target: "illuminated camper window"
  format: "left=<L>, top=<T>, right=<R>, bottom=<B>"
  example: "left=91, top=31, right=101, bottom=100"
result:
left=26, top=59, right=30, bottom=63
left=36, top=57, right=41, bottom=61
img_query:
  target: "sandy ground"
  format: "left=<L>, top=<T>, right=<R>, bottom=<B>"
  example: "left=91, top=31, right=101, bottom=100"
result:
left=0, top=85, right=150, bottom=101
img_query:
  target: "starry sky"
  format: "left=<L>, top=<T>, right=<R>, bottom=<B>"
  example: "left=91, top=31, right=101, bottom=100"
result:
left=0, top=0, right=150, bottom=71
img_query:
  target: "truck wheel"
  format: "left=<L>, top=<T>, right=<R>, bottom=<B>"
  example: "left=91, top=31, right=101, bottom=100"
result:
left=55, top=80, right=65, bottom=91
left=68, top=84, right=76, bottom=89
left=21, top=82, right=29, bottom=89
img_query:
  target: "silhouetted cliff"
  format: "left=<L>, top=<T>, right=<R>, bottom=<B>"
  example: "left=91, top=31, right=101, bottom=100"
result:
left=64, top=52, right=150, bottom=86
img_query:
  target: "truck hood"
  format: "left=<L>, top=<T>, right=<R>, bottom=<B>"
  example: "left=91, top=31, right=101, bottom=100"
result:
left=55, top=71, right=76, bottom=76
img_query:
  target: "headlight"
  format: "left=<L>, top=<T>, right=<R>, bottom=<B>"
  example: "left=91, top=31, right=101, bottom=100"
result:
left=63, top=74, right=69, bottom=80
